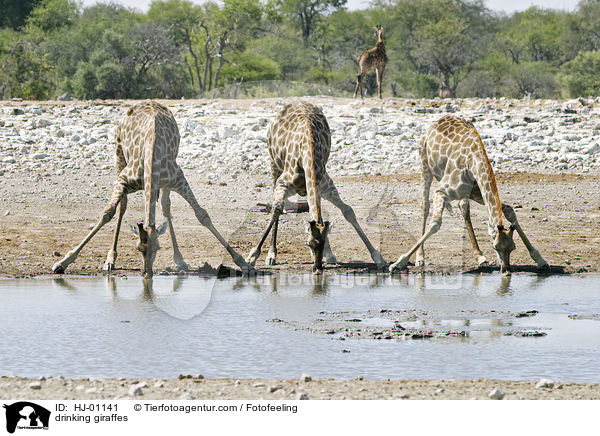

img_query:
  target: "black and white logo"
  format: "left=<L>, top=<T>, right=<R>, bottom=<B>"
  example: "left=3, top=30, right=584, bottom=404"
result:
left=3, top=402, right=50, bottom=433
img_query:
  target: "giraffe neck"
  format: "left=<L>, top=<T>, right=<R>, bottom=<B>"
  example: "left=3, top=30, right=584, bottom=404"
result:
left=304, top=118, right=322, bottom=224
left=471, top=132, right=503, bottom=236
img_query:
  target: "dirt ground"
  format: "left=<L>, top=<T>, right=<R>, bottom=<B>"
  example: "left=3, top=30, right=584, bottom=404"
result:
left=0, top=376, right=597, bottom=400
left=0, top=169, right=599, bottom=277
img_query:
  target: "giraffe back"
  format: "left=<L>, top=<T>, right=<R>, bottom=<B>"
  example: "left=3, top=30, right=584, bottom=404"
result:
left=422, top=115, right=503, bottom=219
left=267, top=101, right=331, bottom=195
left=115, top=101, right=180, bottom=187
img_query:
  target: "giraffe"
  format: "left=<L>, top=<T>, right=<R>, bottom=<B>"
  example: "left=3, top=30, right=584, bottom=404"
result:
left=354, top=26, right=388, bottom=99
left=389, top=115, right=549, bottom=275
left=52, top=101, right=250, bottom=278
left=246, top=101, right=386, bottom=273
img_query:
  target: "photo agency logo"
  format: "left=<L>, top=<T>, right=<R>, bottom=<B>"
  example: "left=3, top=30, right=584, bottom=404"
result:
left=3, top=402, right=50, bottom=433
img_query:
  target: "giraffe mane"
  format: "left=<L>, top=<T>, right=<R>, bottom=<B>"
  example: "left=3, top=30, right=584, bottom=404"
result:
left=305, top=117, right=322, bottom=225
left=473, top=129, right=503, bottom=227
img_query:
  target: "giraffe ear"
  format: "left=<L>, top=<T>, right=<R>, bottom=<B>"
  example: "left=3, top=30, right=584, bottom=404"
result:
left=497, top=224, right=505, bottom=231
left=130, top=223, right=139, bottom=236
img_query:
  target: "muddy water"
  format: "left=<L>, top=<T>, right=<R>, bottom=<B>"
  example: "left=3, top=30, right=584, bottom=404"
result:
left=1, top=273, right=599, bottom=382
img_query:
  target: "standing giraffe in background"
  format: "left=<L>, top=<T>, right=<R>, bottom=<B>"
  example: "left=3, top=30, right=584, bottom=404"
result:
left=52, top=101, right=250, bottom=277
left=389, top=115, right=549, bottom=275
left=246, top=101, right=386, bottom=273
left=354, top=26, right=388, bottom=99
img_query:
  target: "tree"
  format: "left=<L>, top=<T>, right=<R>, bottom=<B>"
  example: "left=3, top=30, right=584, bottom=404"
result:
left=391, top=0, right=493, bottom=97
left=25, top=0, right=79, bottom=35
left=148, top=0, right=204, bottom=93
left=499, top=7, right=569, bottom=65
left=560, top=50, right=600, bottom=97
left=0, top=0, right=40, bottom=30
left=272, top=0, right=347, bottom=46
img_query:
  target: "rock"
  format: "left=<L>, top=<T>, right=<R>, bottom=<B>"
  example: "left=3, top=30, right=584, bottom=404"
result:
left=85, top=388, right=97, bottom=394
left=29, top=382, right=42, bottom=390
left=296, top=393, right=309, bottom=400
left=12, top=108, right=24, bottom=115
left=52, top=251, right=61, bottom=257
left=57, top=92, right=72, bottom=101
left=154, top=381, right=164, bottom=388
left=535, top=378, right=554, bottom=389
left=488, top=388, right=505, bottom=400
left=584, top=143, right=600, bottom=154
left=2, top=156, right=15, bottom=164
left=128, top=386, right=143, bottom=396
left=300, top=374, right=312, bottom=382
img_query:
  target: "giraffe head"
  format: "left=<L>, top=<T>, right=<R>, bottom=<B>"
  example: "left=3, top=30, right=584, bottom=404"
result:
left=305, top=220, right=330, bottom=274
left=493, top=224, right=516, bottom=275
left=133, top=222, right=168, bottom=278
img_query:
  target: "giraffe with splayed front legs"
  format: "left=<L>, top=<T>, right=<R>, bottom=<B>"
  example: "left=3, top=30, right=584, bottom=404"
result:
left=389, top=115, right=549, bottom=275
left=246, top=101, right=386, bottom=273
left=52, top=101, right=250, bottom=278
left=354, top=26, right=388, bottom=99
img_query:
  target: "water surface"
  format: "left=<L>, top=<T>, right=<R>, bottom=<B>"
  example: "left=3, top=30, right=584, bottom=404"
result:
left=1, top=273, right=599, bottom=382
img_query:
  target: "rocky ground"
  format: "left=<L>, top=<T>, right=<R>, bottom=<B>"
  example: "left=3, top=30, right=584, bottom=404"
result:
left=0, top=97, right=599, bottom=277
left=0, top=376, right=597, bottom=400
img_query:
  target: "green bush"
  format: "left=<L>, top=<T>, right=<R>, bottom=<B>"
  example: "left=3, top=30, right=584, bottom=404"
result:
left=559, top=50, right=600, bottom=97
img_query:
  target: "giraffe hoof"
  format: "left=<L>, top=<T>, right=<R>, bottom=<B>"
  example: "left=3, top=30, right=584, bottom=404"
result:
left=175, top=261, right=189, bottom=272
left=477, top=259, right=490, bottom=267
left=389, top=256, right=410, bottom=274
left=325, top=256, right=337, bottom=265
left=538, top=262, right=550, bottom=271
left=52, top=263, right=65, bottom=274
left=265, top=256, right=277, bottom=266
left=103, top=262, right=115, bottom=272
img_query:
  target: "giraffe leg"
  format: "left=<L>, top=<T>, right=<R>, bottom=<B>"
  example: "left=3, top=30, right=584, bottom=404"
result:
left=376, top=67, right=383, bottom=99
left=103, top=195, right=127, bottom=272
left=171, top=169, right=251, bottom=272
left=390, top=190, right=449, bottom=273
left=322, top=235, right=337, bottom=264
left=53, top=181, right=127, bottom=274
left=161, top=188, right=189, bottom=272
left=321, top=175, right=386, bottom=268
left=459, top=199, right=488, bottom=266
left=248, top=180, right=291, bottom=266
left=415, top=163, right=433, bottom=266
left=353, top=73, right=363, bottom=99
left=502, top=204, right=549, bottom=269
left=264, top=217, right=280, bottom=266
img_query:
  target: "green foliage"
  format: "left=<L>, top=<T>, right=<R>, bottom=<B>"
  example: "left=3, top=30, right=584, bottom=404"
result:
left=560, top=50, right=600, bottom=97
left=220, top=52, right=281, bottom=83
left=3, top=0, right=600, bottom=99
left=0, top=0, right=40, bottom=30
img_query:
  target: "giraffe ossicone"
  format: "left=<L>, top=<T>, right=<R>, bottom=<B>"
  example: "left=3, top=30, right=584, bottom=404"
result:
left=389, top=114, right=549, bottom=275
left=246, top=101, right=386, bottom=274
left=52, top=101, right=251, bottom=277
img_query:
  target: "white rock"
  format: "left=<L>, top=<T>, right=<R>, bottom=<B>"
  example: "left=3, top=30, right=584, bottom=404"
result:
left=300, top=374, right=312, bottom=382
left=535, top=378, right=554, bottom=389
left=29, top=382, right=42, bottom=390
left=488, top=388, right=505, bottom=400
